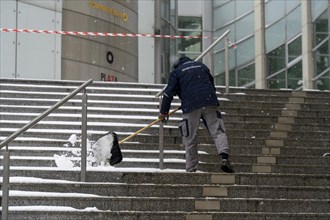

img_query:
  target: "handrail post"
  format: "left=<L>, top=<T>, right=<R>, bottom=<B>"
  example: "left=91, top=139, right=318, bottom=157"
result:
left=225, top=38, right=230, bottom=94
left=2, top=145, right=10, bottom=220
left=81, top=89, right=88, bottom=182
left=158, top=97, right=164, bottom=170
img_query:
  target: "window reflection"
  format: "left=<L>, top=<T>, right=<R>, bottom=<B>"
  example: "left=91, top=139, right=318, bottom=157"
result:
left=178, top=16, right=202, bottom=58
left=288, top=36, right=302, bottom=63
left=268, top=71, right=286, bottom=89
left=287, top=61, right=302, bottom=89
left=267, top=45, right=286, bottom=76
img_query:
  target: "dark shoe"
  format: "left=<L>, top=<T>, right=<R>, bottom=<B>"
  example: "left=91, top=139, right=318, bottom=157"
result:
left=221, top=159, right=234, bottom=173
left=187, top=168, right=197, bottom=172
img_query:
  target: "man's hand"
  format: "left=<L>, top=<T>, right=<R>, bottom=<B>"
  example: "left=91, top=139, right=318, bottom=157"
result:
left=158, top=113, right=169, bottom=123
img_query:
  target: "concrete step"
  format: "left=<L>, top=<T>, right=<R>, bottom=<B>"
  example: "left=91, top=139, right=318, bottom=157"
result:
left=0, top=113, right=277, bottom=130
left=0, top=104, right=284, bottom=124
left=1, top=107, right=326, bottom=127
left=291, top=123, right=330, bottom=132
left=236, top=173, right=330, bottom=187
left=0, top=121, right=272, bottom=139
left=0, top=78, right=297, bottom=97
left=5, top=158, right=329, bottom=174
left=6, top=193, right=330, bottom=213
left=2, top=90, right=294, bottom=110
left=298, top=108, right=330, bottom=117
left=292, top=116, right=330, bottom=124
left=282, top=138, right=330, bottom=147
left=286, top=130, right=330, bottom=139
left=3, top=150, right=329, bottom=168
left=0, top=129, right=270, bottom=145
left=0, top=98, right=289, bottom=116
left=280, top=146, right=330, bottom=156
left=0, top=86, right=293, bottom=104
left=221, top=94, right=290, bottom=103
left=0, top=160, right=252, bottom=173
left=3, top=170, right=329, bottom=187
left=6, top=210, right=330, bottom=220
left=3, top=142, right=266, bottom=155
left=252, top=162, right=330, bottom=174
left=7, top=178, right=330, bottom=200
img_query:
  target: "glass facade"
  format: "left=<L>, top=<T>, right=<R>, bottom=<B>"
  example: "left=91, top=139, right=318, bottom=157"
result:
left=265, top=1, right=302, bottom=90
left=160, top=0, right=177, bottom=83
left=212, top=0, right=330, bottom=91
left=212, top=0, right=255, bottom=88
left=313, top=9, right=330, bottom=90
left=178, top=16, right=202, bottom=60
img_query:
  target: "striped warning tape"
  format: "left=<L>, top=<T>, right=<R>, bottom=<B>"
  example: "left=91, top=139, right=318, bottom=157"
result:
left=0, top=28, right=237, bottom=48
left=0, top=28, right=207, bottom=39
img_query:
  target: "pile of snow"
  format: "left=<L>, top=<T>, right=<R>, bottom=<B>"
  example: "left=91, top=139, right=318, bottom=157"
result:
left=54, top=134, right=96, bottom=169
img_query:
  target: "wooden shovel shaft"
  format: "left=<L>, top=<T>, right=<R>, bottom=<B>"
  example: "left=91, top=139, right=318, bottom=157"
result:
left=119, top=107, right=180, bottom=144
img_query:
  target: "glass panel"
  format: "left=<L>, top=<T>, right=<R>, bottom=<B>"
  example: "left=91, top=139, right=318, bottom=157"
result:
left=236, top=13, right=254, bottom=40
left=214, top=51, right=225, bottom=74
left=266, top=18, right=286, bottom=52
left=237, top=36, right=254, bottom=66
left=179, top=16, right=202, bottom=30
left=288, top=36, right=302, bottom=63
left=236, top=0, right=254, bottom=15
left=161, top=0, right=170, bottom=20
left=229, top=69, right=236, bottom=87
left=238, top=63, right=255, bottom=87
left=214, top=70, right=235, bottom=86
left=314, top=11, right=328, bottom=46
left=215, top=72, right=225, bottom=86
left=315, top=71, right=330, bottom=90
left=315, top=40, right=329, bottom=75
left=213, top=1, right=235, bottom=29
left=312, top=0, right=328, bottom=20
left=213, top=47, right=236, bottom=74
left=178, top=31, right=202, bottom=52
left=267, top=45, right=286, bottom=76
left=228, top=46, right=236, bottom=70
left=265, top=0, right=285, bottom=26
left=213, top=0, right=230, bottom=8
left=267, top=71, right=286, bottom=89
left=286, top=0, right=300, bottom=13
left=286, top=6, right=301, bottom=40
left=170, top=0, right=176, bottom=25
left=287, top=61, right=302, bottom=89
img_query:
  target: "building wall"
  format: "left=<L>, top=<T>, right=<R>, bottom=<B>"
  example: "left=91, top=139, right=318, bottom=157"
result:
left=61, top=0, right=138, bottom=82
left=138, top=0, right=155, bottom=84
left=0, top=0, right=62, bottom=80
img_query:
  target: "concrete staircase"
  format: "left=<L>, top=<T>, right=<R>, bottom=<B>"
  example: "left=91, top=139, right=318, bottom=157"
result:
left=0, top=78, right=329, bottom=220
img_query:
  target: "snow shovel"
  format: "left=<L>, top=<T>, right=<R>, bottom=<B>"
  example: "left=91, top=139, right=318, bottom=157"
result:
left=118, top=107, right=181, bottom=144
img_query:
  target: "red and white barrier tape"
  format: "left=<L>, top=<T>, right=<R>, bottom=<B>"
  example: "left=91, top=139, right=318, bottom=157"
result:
left=0, top=28, right=237, bottom=48
left=0, top=28, right=208, bottom=39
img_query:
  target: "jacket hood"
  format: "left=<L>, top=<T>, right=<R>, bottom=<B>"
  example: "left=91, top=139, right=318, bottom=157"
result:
left=172, top=56, right=192, bottom=69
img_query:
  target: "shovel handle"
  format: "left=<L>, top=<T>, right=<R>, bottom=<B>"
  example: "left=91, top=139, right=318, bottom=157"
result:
left=119, top=107, right=181, bottom=144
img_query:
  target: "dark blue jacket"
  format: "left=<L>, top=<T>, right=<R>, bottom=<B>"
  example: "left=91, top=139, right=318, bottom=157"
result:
left=160, top=57, right=219, bottom=114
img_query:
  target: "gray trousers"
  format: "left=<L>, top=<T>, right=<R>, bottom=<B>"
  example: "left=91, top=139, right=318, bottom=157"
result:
left=179, top=106, right=230, bottom=172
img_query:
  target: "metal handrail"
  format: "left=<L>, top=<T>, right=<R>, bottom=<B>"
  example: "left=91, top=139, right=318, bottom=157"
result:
left=0, top=79, right=93, bottom=220
left=0, top=79, right=93, bottom=149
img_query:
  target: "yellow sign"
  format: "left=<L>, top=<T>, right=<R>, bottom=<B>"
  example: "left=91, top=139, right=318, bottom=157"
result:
left=88, top=0, right=128, bottom=22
